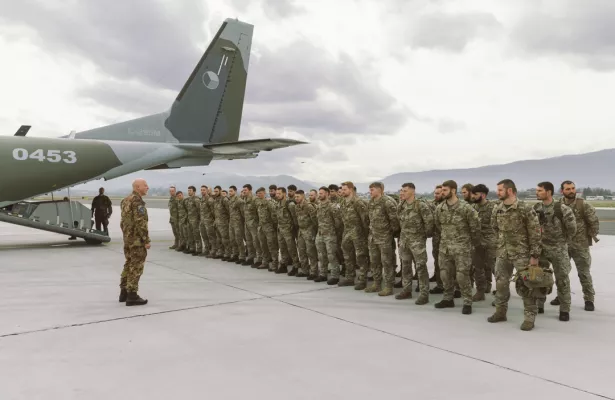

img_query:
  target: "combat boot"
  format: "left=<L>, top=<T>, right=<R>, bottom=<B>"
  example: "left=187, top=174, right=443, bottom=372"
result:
left=585, top=301, right=595, bottom=311
left=253, top=261, right=262, bottom=268
left=296, top=271, right=308, bottom=278
left=169, top=244, right=177, bottom=250
left=550, top=296, right=560, bottom=306
left=338, top=277, right=354, bottom=287
left=307, top=274, right=316, bottom=280
left=395, top=290, right=412, bottom=300
left=462, top=305, right=472, bottom=315
left=257, top=263, right=269, bottom=270
left=487, top=308, right=507, bottom=323
left=327, top=277, right=339, bottom=285
left=472, top=291, right=485, bottom=302
left=415, top=295, right=429, bottom=305
left=364, top=282, right=381, bottom=293
left=242, top=259, right=253, bottom=266
left=235, top=258, right=243, bottom=264
left=125, top=292, right=147, bottom=306
left=276, top=265, right=288, bottom=274
left=175, top=245, right=185, bottom=252
left=119, top=288, right=127, bottom=302
left=183, top=248, right=191, bottom=254
left=378, top=287, right=394, bottom=296
left=287, top=267, right=298, bottom=276
left=434, top=299, right=454, bottom=308
left=314, top=275, right=327, bottom=282
left=354, top=282, right=367, bottom=290
left=520, top=321, right=534, bottom=331
left=192, top=251, right=200, bottom=256
left=559, top=311, right=569, bottom=321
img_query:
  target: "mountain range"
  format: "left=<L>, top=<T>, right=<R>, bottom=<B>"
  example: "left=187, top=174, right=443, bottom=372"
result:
left=70, top=148, right=615, bottom=196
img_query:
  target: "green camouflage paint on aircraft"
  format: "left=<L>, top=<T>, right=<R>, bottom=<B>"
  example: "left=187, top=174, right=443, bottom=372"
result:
left=0, top=18, right=306, bottom=208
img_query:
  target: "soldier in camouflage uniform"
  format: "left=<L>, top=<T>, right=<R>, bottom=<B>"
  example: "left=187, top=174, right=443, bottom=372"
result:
left=315, top=186, right=343, bottom=284
left=488, top=179, right=546, bottom=331
left=268, top=184, right=277, bottom=200
left=287, top=184, right=297, bottom=204
left=228, top=186, right=246, bottom=263
left=558, top=180, right=599, bottom=311
left=329, top=184, right=345, bottom=270
left=534, top=181, right=576, bottom=321
left=119, top=178, right=150, bottom=306
left=241, top=184, right=261, bottom=267
left=366, top=182, right=400, bottom=296
left=213, top=185, right=231, bottom=260
left=294, top=190, right=319, bottom=278
left=396, top=183, right=434, bottom=304
left=470, top=184, right=497, bottom=300
left=168, top=186, right=180, bottom=249
left=338, top=181, right=370, bottom=289
left=309, top=189, right=319, bottom=205
left=199, top=185, right=216, bottom=257
left=186, top=186, right=202, bottom=256
left=429, top=185, right=445, bottom=294
left=176, top=191, right=189, bottom=253
left=275, top=187, right=300, bottom=275
left=256, top=187, right=279, bottom=271
left=434, top=180, right=481, bottom=314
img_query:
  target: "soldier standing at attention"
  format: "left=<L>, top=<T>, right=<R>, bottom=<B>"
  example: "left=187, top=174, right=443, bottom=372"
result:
left=488, top=179, right=545, bottom=331
left=228, top=185, right=246, bottom=263
left=429, top=185, right=445, bottom=294
left=176, top=191, right=187, bottom=252
left=470, top=184, right=497, bottom=299
left=119, top=178, right=150, bottom=306
left=315, top=186, right=342, bottom=284
left=461, top=184, right=473, bottom=203
left=275, top=187, right=300, bottom=275
left=338, top=181, right=370, bottom=289
left=168, top=186, right=179, bottom=249
left=91, top=187, right=112, bottom=235
left=268, top=185, right=277, bottom=201
left=213, top=185, right=231, bottom=260
left=186, top=186, right=202, bottom=256
left=396, top=183, right=434, bottom=304
left=256, top=187, right=279, bottom=271
left=309, top=189, right=319, bottom=204
left=366, top=181, right=400, bottom=296
left=434, top=180, right=481, bottom=314
left=199, top=185, right=216, bottom=257
left=534, top=181, right=576, bottom=321
left=329, top=184, right=345, bottom=271
left=242, top=184, right=262, bottom=267
left=294, top=190, right=319, bottom=278
left=558, top=180, right=599, bottom=311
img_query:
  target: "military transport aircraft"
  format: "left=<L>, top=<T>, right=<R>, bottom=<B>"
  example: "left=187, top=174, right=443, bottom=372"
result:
left=0, top=18, right=305, bottom=243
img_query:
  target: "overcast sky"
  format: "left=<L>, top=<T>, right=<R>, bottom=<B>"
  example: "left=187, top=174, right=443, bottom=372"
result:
left=1, top=0, right=614, bottom=183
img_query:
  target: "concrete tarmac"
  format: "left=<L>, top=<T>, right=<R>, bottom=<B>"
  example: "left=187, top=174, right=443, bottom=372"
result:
left=0, top=206, right=613, bottom=399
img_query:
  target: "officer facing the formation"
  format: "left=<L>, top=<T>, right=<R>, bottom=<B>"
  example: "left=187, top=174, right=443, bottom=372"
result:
left=434, top=180, right=481, bottom=314
left=119, top=178, right=150, bottom=306
left=168, top=186, right=179, bottom=249
left=534, top=181, right=576, bottom=321
left=489, top=179, right=549, bottom=331
left=558, top=180, right=599, bottom=311
left=470, top=184, right=497, bottom=299
left=91, top=187, right=112, bottom=235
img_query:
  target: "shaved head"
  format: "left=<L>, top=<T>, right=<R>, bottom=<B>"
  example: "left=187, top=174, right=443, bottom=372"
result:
left=132, top=179, right=149, bottom=196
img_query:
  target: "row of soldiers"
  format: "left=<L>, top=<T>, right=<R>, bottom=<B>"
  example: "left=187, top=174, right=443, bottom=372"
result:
left=167, top=178, right=599, bottom=331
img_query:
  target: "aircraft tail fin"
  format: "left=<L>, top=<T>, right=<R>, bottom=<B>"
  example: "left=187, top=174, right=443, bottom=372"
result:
left=164, top=18, right=253, bottom=144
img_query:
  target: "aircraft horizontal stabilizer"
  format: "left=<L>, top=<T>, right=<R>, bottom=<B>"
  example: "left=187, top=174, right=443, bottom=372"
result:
left=176, top=138, right=307, bottom=155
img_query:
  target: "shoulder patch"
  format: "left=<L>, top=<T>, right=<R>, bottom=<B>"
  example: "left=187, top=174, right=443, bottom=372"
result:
left=138, top=205, right=145, bottom=215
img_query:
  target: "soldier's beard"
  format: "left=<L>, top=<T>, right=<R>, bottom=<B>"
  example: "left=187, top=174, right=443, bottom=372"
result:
left=565, top=193, right=576, bottom=199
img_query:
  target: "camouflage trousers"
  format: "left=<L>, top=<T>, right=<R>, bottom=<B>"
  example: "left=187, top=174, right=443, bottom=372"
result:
left=341, top=230, right=369, bottom=284
left=316, top=233, right=339, bottom=278
left=439, top=246, right=473, bottom=306
left=180, top=220, right=191, bottom=250
left=368, top=237, right=395, bottom=288
left=494, top=253, right=547, bottom=323
left=170, top=218, right=180, bottom=247
left=189, top=218, right=202, bottom=253
left=199, top=220, right=216, bottom=255
left=259, top=224, right=278, bottom=269
left=569, top=246, right=595, bottom=302
left=537, top=245, right=572, bottom=313
left=472, top=245, right=496, bottom=292
left=245, top=223, right=262, bottom=263
left=432, top=236, right=443, bottom=288
left=215, top=221, right=231, bottom=257
left=400, top=237, right=429, bottom=298
left=336, top=230, right=344, bottom=267
left=297, top=228, right=318, bottom=275
left=120, top=244, right=147, bottom=292
left=229, top=221, right=246, bottom=259
left=278, top=227, right=299, bottom=267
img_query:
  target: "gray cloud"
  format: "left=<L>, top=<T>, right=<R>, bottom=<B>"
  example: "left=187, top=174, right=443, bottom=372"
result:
left=407, top=11, right=502, bottom=52
left=0, top=0, right=207, bottom=90
left=512, top=0, right=615, bottom=70
left=230, top=0, right=305, bottom=18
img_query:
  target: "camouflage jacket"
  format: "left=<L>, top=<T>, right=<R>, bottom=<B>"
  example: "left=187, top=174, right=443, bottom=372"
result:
left=256, top=197, right=277, bottom=228
left=368, top=196, right=400, bottom=244
left=199, top=195, right=215, bottom=222
left=178, top=198, right=188, bottom=223
left=243, top=194, right=259, bottom=227
left=295, top=201, right=318, bottom=233
left=186, top=195, right=200, bottom=221
left=398, top=198, right=434, bottom=242
left=229, top=195, right=245, bottom=226
left=435, top=199, right=481, bottom=252
left=316, top=199, right=342, bottom=237
left=340, top=196, right=369, bottom=237
left=491, top=198, right=542, bottom=259
left=559, top=197, right=600, bottom=249
left=429, top=200, right=444, bottom=239
left=168, top=195, right=178, bottom=223
left=276, top=198, right=297, bottom=231
left=473, top=200, right=497, bottom=248
left=533, top=201, right=576, bottom=248
left=214, top=195, right=230, bottom=225
left=120, top=191, right=150, bottom=247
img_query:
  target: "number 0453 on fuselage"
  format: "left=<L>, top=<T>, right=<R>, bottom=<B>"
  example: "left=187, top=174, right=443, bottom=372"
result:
left=0, top=18, right=306, bottom=209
